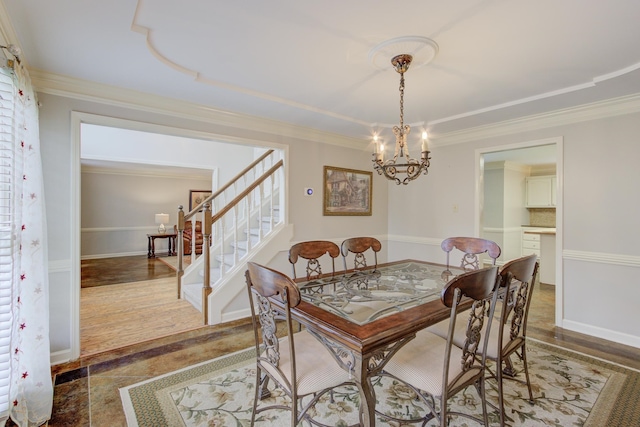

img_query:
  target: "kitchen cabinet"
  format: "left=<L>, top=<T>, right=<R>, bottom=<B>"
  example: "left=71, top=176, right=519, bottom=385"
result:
left=522, top=228, right=556, bottom=285
left=525, top=175, right=556, bottom=207
left=539, top=233, right=556, bottom=285
left=522, top=231, right=540, bottom=258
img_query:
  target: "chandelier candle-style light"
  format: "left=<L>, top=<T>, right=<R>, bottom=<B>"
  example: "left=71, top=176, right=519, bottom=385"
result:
left=372, top=54, right=431, bottom=185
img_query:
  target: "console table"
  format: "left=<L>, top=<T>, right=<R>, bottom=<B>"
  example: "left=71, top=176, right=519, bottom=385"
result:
left=147, top=233, right=177, bottom=258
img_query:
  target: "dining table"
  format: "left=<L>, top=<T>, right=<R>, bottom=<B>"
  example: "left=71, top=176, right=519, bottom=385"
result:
left=289, top=259, right=464, bottom=427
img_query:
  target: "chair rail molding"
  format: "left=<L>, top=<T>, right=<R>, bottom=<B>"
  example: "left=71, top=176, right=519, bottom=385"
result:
left=563, top=250, right=640, bottom=268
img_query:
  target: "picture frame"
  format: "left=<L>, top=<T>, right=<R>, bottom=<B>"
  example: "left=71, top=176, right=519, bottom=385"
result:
left=189, top=189, right=212, bottom=211
left=323, top=166, right=372, bottom=216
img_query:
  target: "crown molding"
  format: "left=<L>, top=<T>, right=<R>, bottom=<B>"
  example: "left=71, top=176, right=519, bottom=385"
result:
left=433, top=92, right=640, bottom=146
left=28, top=69, right=366, bottom=150
left=25, top=69, right=640, bottom=152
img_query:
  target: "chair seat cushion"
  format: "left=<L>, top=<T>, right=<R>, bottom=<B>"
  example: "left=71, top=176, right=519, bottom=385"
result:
left=383, top=330, right=465, bottom=396
left=426, top=312, right=509, bottom=360
left=260, top=330, right=352, bottom=396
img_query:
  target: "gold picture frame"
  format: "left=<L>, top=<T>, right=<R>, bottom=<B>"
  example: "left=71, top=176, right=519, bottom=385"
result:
left=323, top=166, right=372, bottom=216
left=189, top=189, right=212, bottom=211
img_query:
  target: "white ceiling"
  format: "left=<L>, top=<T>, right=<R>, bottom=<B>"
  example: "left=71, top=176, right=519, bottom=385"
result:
left=3, top=0, right=640, bottom=142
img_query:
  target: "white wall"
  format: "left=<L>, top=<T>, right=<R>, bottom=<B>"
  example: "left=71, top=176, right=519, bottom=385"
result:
left=481, top=161, right=528, bottom=263
left=82, top=123, right=256, bottom=184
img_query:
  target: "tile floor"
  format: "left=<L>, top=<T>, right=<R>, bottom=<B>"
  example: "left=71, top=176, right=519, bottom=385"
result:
left=44, top=279, right=640, bottom=426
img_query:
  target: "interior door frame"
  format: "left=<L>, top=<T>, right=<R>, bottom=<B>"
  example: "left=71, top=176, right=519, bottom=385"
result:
left=69, top=111, right=288, bottom=360
left=475, top=136, right=563, bottom=327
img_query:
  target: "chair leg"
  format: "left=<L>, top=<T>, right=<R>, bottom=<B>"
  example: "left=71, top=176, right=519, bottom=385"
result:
left=258, top=372, right=271, bottom=399
left=479, top=377, right=489, bottom=427
left=251, top=367, right=262, bottom=426
left=521, top=343, right=534, bottom=404
left=439, top=395, right=447, bottom=427
left=291, top=396, right=299, bottom=427
left=497, top=358, right=506, bottom=427
left=502, top=355, right=517, bottom=378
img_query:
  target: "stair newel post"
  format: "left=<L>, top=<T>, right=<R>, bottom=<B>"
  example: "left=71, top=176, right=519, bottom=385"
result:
left=202, top=203, right=213, bottom=324
left=176, top=205, right=185, bottom=299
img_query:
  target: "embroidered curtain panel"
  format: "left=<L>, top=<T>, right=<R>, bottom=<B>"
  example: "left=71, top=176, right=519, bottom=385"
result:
left=0, top=62, right=52, bottom=426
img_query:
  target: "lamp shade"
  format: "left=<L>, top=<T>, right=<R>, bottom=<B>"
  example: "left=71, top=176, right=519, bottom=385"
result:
left=155, top=213, right=169, bottom=224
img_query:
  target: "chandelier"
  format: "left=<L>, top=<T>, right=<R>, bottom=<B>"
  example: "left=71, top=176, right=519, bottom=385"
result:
left=372, top=54, right=431, bottom=185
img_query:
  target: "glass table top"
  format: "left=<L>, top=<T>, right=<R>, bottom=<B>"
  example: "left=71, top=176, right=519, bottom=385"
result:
left=297, top=261, right=457, bottom=325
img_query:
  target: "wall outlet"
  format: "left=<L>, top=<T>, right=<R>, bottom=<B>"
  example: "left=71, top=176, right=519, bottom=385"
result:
left=304, top=188, right=314, bottom=196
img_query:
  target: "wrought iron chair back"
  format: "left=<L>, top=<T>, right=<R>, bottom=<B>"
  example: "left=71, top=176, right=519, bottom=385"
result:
left=340, top=237, right=382, bottom=271
left=288, top=240, right=340, bottom=280
left=441, top=236, right=501, bottom=271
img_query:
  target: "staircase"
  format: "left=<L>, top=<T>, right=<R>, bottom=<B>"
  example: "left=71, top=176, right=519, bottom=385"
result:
left=175, top=149, right=291, bottom=324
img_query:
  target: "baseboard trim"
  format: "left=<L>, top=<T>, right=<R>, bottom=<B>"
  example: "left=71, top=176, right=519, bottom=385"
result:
left=221, top=308, right=252, bottom=324
left=561, top=319, right=640, bottom=350
left=81, top=251, right=147, bottom=260
left=51, top=349, right=73, bottom=366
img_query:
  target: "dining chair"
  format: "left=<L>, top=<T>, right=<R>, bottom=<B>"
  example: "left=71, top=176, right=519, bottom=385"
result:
left=288, top=240, right=340, bottom=281
left=427, top=254, right=539, bottom=427
left=340, top=237, right=382, bottom=271
left=484, top=254, right=539, bottom=426
left=441, top=236, right=501, bottom=271
left=245, top=262, right=355, bottom=427
left=378, top=266, right=500, bottom=427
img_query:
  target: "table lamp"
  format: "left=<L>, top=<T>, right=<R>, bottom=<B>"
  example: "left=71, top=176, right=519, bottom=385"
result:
left=155, top=213, right=169, bottom=234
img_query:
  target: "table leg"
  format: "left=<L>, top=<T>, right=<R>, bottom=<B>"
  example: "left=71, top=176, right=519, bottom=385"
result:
left=150, top=237, right=156, bottom=258
left=169, top=236, right=176, bottom=256
left=147, top=236, right=154, bottom=258
left=354, top=354, right=375, bottom=426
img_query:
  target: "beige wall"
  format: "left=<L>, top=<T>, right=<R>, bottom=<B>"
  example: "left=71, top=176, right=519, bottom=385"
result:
left=38, top=87, right=640, bottom=362
left=388, top=111, right=640, bottom=347
left=80, top=167, right=211, bottom=257
left=38, top=92, right=389, bottom=360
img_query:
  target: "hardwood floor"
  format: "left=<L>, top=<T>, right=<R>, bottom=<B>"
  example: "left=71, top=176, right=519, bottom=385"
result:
left=81, top=255, right=176, bottom=287
left=80, top=255, right=203, bottom=356
left=47, top=261, right=640, bottom=426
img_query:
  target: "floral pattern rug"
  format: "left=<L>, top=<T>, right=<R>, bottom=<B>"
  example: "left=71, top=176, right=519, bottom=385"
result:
left=120, top=340, right=639, bottom=426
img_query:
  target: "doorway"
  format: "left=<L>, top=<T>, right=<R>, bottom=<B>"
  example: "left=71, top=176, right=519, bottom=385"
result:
left=475, top=136, right=563, bottom=327
left=70, top=112, right=263, bottom=359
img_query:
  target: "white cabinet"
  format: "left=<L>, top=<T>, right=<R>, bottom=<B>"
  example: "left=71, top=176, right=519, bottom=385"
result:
left=522, top=232, right=541, bottom=258
left=526, top=176, right=556, bottom=208
left=539, top=234, right=556, bottom=285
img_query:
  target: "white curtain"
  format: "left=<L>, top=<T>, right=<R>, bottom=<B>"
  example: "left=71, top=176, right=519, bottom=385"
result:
left=0, top=60, right=52, bottom=426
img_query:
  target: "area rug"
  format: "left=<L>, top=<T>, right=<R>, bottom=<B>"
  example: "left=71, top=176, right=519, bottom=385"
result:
left=156, top=255, right=191, bottom=271
left=120, top=339, right=640, bottom=426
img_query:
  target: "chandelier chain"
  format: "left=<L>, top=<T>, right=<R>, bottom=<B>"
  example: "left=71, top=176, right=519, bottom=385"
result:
left=399, top=72, right=405, bottom=132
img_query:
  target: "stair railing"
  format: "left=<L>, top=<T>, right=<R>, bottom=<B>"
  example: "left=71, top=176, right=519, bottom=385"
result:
left=176, top=149, right=284, bottom=323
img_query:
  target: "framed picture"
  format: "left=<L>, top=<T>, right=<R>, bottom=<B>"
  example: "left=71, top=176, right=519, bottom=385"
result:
left=323, top=166, right=372, bottom=216
left=189, top=190, right=212, bottom=211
